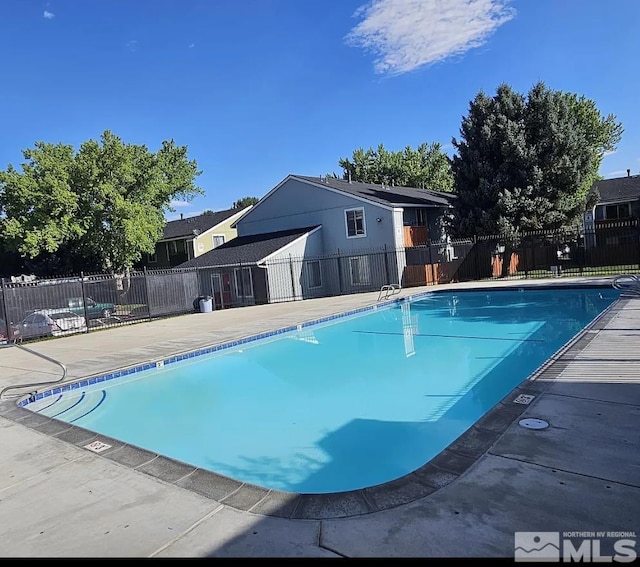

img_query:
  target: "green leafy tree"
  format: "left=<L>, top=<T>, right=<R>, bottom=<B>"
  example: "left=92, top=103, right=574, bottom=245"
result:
left=232, top=196, right=259, bottom=209
left=338, top=142, right=454, bottom=192
left=0, top=130, right=202, bottom=274
left=450, top=82, right=623, bottom=238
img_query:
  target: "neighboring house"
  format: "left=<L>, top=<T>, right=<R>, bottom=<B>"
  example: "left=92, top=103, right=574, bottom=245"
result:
left=139, top=207, right=251, bottom=269
left=583, top=171, right=640, bottom=246
left=178, top=226, right=322, bottom=308
left=178, top=174, right=454, bottom=305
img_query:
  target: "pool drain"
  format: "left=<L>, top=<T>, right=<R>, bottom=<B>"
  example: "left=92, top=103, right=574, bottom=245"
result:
left=519, top=418, right=549, bottom=430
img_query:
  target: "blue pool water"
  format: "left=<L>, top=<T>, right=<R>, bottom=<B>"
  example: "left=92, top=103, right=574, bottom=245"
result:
left=27, top=287, right=620, bottom=494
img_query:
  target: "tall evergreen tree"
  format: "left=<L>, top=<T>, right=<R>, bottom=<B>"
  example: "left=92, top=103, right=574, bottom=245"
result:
left=450, top=82, right=622, bottom=238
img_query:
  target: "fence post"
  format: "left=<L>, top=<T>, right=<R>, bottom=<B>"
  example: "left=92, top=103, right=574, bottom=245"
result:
left=80, top=271, right=90, bottom=333
left=336, top=248, right=343, bottom=295
left=383, top=245, right=390, bottom=284
left=288, top=255, right=296, bottom=300
left=427, top=243, right=434, bottom=285
left=575, top=226, right=583, bottom=275
left=636, top=220, right=640, bottom=271
left=472, top=235, right=480, bottom=281
left=1, top=277, right=10, bottom=341
left=143, top=267, right=152, bottom=321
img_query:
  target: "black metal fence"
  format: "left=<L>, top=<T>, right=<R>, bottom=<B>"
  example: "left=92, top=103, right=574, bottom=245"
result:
left=402, top=220, right=640, bottom=286
left=1, top=221, right=637, bottom=344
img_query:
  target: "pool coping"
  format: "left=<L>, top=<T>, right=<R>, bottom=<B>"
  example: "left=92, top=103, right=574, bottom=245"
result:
left=0, top=283, right=625, bottom=520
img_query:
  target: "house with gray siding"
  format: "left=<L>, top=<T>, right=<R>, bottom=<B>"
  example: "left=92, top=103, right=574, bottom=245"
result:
left=583, top=171, right=640, bottom=247
left=177, top=175, right=454, bottom=304
left=178, top=226, right=323, bottom=307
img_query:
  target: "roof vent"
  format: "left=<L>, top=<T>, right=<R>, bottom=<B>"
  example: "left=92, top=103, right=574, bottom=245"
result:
left=628, top=169, right=631, bottom=177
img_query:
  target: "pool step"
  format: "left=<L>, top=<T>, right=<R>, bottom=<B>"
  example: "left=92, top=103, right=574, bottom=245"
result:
left=30, top=389, right=107, bottom=423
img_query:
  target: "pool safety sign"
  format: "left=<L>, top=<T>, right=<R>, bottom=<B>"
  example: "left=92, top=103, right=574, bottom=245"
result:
left=515, top=531, right=636, bottom=562
left=84, top=440, right=112, bottom=453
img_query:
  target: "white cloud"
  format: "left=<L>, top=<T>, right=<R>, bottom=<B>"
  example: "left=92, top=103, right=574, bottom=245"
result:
left=607, top=170, right=629, bottom=178
left=603, top=150, right=617, bottom=156
left=189, top=43, right=195, bottom=49
left=346, top=0, right=516, bottom=75
left=43, top=10, right=55, bottom=19
left=170, top=200, right=191, bottom=208
left=125, top=40, right=138, bottom=52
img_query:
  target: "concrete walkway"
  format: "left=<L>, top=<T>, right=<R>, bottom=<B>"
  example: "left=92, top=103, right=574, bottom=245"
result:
left=0, top=278, right=638, bottom=557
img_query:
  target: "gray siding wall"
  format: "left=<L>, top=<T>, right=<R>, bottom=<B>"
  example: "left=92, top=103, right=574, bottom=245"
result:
left=237, top=178, right=396, bottom=255
left=264, top=228, right=325, bottom=303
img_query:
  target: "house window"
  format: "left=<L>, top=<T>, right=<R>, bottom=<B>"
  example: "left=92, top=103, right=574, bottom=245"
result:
left=306, top=260, right=322, bottom=289
left=345, top=207, right=366, bottom=238
left=605, top=203, right=631, bottom=220
left=148, top=251, right=157, bottom=263
left=598, top=203, right=631, bottom=221
left=166, top=240, right=179, bottom=256
left=349, top=256, right=371, bottom=285
left=212, top=235, right=225, bottom=249
left=234, top=267, right=253, bottom=298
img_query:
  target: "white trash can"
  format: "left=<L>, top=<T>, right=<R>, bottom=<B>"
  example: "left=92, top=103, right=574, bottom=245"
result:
left=199, top=297, right=213, bottom=313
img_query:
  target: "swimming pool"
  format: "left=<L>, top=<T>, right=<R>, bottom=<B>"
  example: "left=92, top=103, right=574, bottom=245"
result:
left=23, top=286, right=620, bottom=494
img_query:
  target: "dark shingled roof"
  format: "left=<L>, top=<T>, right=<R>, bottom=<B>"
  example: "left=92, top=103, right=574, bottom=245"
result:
left=292, top=175, right=456, bottom=207
left=592, top=175, right=640, bottom=203
left=177, top=226, right=319, bottom=268
left=162, top=208, right=242, bottom=240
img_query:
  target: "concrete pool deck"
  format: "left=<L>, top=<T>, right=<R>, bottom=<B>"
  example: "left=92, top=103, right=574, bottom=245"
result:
left=0, top=277, right=638, bottom=557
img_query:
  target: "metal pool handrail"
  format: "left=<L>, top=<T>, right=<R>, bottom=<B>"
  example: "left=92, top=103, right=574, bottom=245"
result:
left=378, top=284, right=402, bottom=301
left=0, top=342, right=68, bottom=400
left=612, top=274, right=640, bottom=297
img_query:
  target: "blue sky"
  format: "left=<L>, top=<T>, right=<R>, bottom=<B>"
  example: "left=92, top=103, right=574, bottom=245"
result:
left=1, top=0, right=639, bottom=220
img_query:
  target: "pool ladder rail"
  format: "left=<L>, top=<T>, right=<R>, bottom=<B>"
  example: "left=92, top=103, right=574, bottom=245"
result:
left=378, top=284, right=402, bottom=301
left=612, top=274, right=640, bottom=297
left=0, top=341, right=68, bottom=401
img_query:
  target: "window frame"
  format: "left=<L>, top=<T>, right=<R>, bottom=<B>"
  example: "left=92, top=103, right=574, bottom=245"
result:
left=349, top=256, right=371, bottom=286
left=233, top=267, right=254, bottom=298
left=306, top=260, right=322, bottom=289
left=212, top=234, right=226, bottom=249
left=345, top=207, right=366, bottom=239
left=165, top=240, right=179, bottom=257
left=602, top=202, right=631, bottom=220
